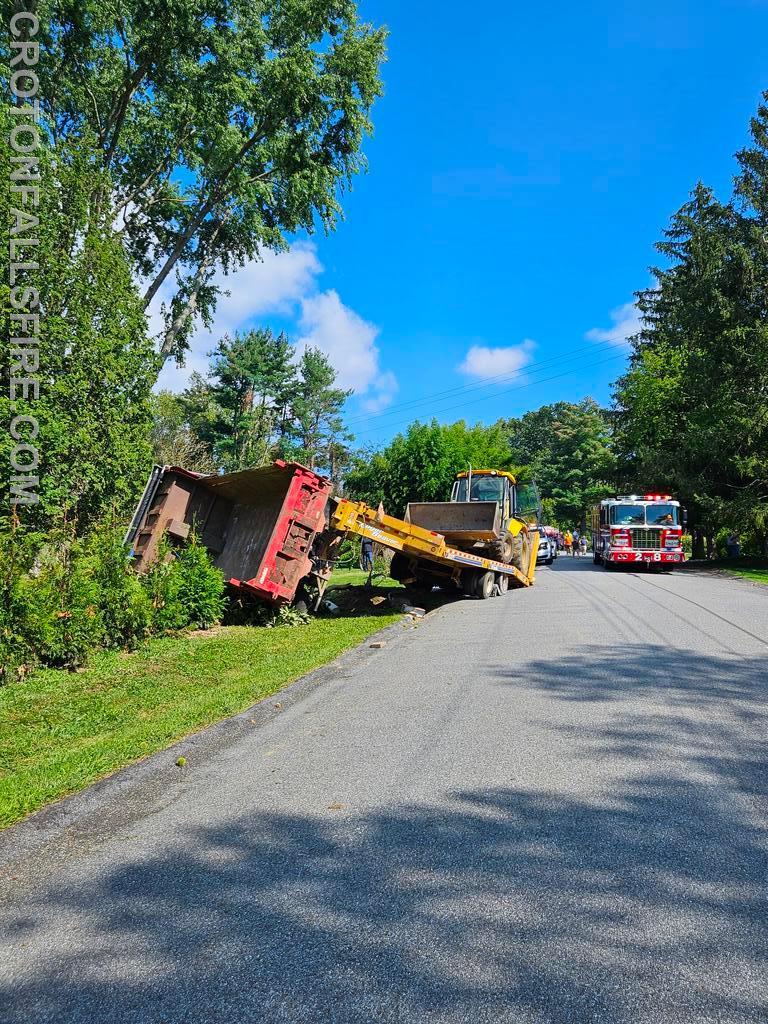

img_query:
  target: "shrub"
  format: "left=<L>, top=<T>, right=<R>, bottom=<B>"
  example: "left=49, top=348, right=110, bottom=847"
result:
left=1, top=523, right=224, bottom=682
left=172, top=537, right=227, bottom=628
left=19, top=539, right=103, bottom=670
left=88, top=524, right=153, bottom=649
left=0, top=527, right=41, bottom=682
left=142, top=535, right=226, bottom=632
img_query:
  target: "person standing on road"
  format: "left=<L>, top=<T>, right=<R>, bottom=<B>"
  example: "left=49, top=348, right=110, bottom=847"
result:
left=579, top=535, right=588, bottom=557
left=572, top=529, right=580, bottom=557
left=564, top=530, right=573, bottom=555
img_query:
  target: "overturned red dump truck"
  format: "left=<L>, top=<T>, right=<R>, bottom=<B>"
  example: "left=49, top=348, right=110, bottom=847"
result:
left=127, top=461, right=538, bottom=607
left=126, top=461, right=338, bottom=606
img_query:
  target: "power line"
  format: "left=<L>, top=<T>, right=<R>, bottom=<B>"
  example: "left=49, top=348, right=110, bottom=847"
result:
left=345, top=336, right=626, bottom=428
left=352, top=351, right=626, bottom=438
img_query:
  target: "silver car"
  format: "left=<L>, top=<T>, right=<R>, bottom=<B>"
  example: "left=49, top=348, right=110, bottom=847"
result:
left=535, top=530, right=556, bottom=565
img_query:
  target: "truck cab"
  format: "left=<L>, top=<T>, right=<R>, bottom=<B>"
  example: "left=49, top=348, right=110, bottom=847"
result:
left=591, top=494, right=685, bottom=570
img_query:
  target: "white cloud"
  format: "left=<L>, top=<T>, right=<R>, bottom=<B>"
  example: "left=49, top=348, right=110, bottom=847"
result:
left=212, top=242, right=322, bottom=332
left=152, top=244, right=322, bottom=391
left=152, top=243, right=397, bottom=404
left=586, top=301, right=641, bottom=347
left=458, top=339, right=535, bottom=380
left=361, top=371, right=399, bottom=414
left=296, top=289, right=385, bottom=395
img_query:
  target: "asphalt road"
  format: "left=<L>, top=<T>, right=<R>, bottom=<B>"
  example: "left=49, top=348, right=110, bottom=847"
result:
left=2, top=558, right=768, bottom=1024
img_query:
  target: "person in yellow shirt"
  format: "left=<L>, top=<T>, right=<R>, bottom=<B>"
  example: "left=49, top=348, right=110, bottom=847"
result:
left=564, top=530, right=573, bottom=555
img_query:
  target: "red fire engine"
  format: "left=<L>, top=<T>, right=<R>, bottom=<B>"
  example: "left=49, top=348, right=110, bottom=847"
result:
left=590, top=494, right=686, bottom=570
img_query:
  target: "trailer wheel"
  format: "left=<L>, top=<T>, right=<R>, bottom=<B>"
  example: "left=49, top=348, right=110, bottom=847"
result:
left=475, top=570, right=496, bottom=599
left=461, top=570, right=477, bottom=596
left=496, top=572, right=509, bottom=595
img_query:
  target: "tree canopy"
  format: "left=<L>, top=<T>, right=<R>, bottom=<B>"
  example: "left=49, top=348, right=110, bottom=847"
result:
left=34, top=0, right=387, bottom=362
left=614, top=166, right=768, bottom=553
left=0, top=115, right=155, bottom=533
left=345, top=420, right=518, bottom=515
left=502, top=400, right=616, bottom=527
left=178, top=330, right=350, bottom=476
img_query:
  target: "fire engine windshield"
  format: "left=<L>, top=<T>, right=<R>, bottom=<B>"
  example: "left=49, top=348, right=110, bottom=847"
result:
left=646, top=503, right=679, bottom=525
left=610, top=504, right=646, bottom=525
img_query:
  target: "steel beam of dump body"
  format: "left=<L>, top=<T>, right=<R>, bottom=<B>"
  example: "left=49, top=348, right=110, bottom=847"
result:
left=331, top=499, right=538, bottom=587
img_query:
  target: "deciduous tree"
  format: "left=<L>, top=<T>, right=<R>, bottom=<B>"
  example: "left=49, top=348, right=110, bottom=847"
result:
left=33, top=0, right=387, bottom=362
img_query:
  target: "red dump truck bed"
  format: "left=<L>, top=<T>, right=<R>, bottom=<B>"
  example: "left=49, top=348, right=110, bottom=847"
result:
left=126, top=461, right=334, bottom=605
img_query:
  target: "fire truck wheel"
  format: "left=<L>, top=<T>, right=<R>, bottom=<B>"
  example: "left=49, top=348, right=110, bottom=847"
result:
left=593, top=549, right=602, bottom=565
left=475, top=570, right=496, bottom=599
left=496, top=572, right=509, bottom=595
left=489, top=531, right=514, bottom=563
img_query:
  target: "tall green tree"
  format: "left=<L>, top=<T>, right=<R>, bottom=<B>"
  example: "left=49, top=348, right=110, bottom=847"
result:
left=29, top=0, right=386, bottom=361
left=502, top=400, right=616, bottom=527
left=0, top=117, right=156, bottom=533
left=148, top=391, right=216, bottom=472
left=290, top=348, right=351, bottom=476
left=182, top=328, right=297, bottom=472
left=613, top=183, right=768, bottom=553
left=345, top=420, right=516, bottom=515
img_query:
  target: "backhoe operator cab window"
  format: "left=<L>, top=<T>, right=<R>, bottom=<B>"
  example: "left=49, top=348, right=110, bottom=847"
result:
left=515, top=483, right=541, bottom=523
left=452, top=475, right=505, bottom=504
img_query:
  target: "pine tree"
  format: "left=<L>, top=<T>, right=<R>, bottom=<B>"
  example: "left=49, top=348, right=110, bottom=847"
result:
left=182, top=329, right=297, bottom=472
left=290, top=348, right=352, bottom=474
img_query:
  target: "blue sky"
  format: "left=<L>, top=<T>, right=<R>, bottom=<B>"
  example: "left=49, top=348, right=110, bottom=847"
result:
left=157, top=0, right=768, bottom=446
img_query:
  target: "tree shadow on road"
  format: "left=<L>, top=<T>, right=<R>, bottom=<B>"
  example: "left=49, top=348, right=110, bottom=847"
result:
left=3, top=647, right=768, bottom=1024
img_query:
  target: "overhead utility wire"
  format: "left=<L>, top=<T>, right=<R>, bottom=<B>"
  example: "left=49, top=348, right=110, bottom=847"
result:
left=352, top=351, right=627, bottom=437
left=344, top=336, right=627, bottom=428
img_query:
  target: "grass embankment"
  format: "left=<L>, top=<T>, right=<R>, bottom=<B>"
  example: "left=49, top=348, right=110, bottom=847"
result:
left=726, top=567, right=768, bottom=585
left=0, top=572, right=403, bottom=830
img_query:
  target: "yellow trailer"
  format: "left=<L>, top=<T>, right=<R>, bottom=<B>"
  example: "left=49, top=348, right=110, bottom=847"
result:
left=330, top=497, right=538, bottom=599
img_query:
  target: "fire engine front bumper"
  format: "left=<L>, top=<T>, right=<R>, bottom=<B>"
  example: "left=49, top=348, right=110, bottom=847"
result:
left=608, top=550, right=684, bottom=564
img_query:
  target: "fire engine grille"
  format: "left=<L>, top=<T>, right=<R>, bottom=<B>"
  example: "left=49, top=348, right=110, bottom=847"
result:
left=630, top=528, right=662, bottom=550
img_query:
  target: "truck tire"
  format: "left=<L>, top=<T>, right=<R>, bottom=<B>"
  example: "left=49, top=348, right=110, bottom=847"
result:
left=461, top=570, right=477, bottom=596
left=475, top=570, right=496, bottom=599
left=511, top=533, right=532, bottom=573
left=496, top=572, right=509, bottom=595
left=489, top=531, right=514, bottom=564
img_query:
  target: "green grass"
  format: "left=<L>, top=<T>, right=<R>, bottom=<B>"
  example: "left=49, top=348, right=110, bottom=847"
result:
left=0, top=613, right=398, bottom=829
left=327, top=566, right=403, bottom=591
left=726, top=567, right=768, bottom=585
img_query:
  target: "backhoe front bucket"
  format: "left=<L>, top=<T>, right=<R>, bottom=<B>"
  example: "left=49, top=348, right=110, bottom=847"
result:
left=404, top=501, right=501, bottom=543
